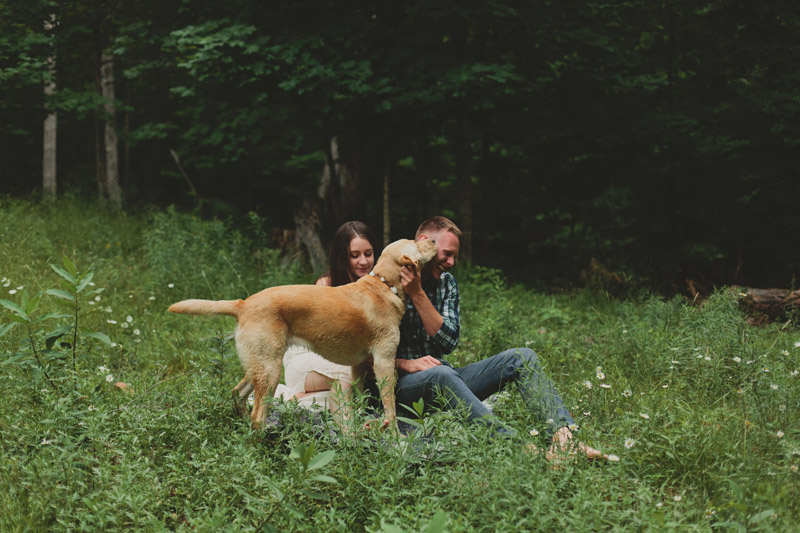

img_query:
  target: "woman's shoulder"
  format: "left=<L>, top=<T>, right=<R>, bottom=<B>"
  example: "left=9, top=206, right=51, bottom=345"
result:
left=315, top=275, right=332, bottom=287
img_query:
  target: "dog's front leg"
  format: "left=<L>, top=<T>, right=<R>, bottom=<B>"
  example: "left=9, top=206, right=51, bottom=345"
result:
left=371, top=353, right=397, bottom=432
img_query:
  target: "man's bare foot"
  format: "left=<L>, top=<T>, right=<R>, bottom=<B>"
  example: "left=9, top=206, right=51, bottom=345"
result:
left=547, top=427, right=619, bottom=464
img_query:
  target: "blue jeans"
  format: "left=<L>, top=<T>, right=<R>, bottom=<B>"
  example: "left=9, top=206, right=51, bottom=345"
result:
left=395, top=348, right=575, bottom=438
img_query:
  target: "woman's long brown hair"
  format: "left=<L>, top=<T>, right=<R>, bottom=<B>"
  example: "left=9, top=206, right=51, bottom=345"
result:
left=319, top=221, right=378, bottom=287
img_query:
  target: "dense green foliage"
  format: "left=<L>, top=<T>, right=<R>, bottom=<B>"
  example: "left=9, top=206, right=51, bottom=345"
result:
left=1, top=1, right=799, bottom=288
left=1, top=199, right=798, bottom=530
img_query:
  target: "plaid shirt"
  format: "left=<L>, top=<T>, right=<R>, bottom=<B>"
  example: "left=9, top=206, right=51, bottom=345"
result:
left=396, top=271, right=460, bottom=363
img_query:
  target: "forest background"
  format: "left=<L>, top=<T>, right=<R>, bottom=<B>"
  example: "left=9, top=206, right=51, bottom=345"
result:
left=1, top=0, right=799, bottom=291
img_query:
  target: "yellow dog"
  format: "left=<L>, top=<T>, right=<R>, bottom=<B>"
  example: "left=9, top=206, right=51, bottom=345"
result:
left=168, top=238, right=437, bottom=428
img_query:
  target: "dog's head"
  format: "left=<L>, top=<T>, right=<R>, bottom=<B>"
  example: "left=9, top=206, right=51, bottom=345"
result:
left=372, top=239, right=438, bottom=291
left=390, top=238, right=437, bottom=273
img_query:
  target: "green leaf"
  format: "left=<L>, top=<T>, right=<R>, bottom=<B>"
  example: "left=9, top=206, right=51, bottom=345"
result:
left=46, top=289, right=75, bottom=302
left=283, top=504, right=304, bottom=520
left=397, top=416, right=423, bottom=429
left=50, top=264, right=77, bottom=284
left=306, top=449, right=335, bottom=471
left=46, top=325, right=73, bottom=350
left=62, top=256, right=78, bottom=277
left=263, top=477, right=284, bottom=501
left=1, top=351, right=31, bottom=365
left=0, top=298, right=27, bottom=317
left=25, top=292, right=42, bottom=314
left=748, top=509, right=775, bottom=524
left=310, top=474, right=338, bottom=484
left=8, top=314, right=29, bottom=324
left=298, top=489, right=329, bottom=501
left=84, top=331, right=112, bottom=345
left=76, top=272, right=94, bottom=293
left=424, top=510, right=447, bottom=533
left=32, top=312, right=72, bottom=324
left=0, top=323, right=16, bottom=337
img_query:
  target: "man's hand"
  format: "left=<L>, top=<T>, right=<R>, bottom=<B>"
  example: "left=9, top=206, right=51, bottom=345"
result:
left=400, top=265, right=423, bottom=298
left=396, top=356, right=442, bottom=374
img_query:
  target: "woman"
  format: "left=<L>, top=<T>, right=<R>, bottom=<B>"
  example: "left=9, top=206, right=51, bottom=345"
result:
left=273, top=221, right=378, bottom=413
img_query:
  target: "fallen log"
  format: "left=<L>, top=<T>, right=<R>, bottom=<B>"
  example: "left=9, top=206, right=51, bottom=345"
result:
left=732, top=286, right=800, bottom=320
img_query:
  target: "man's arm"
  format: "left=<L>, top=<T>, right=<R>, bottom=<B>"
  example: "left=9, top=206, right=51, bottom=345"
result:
left=400, top=265, right=443, bottom=336
left=400, top=267, right=461, bottom=354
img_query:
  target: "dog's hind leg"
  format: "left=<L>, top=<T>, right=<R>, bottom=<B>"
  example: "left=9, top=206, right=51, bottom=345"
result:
left=232, top=375, right=253, bottom=420
left=237, top=327, right=285, bottom=428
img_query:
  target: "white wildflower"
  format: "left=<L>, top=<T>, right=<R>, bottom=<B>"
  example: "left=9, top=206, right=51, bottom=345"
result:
left=640, top=413, right=650, bottom=419
left=121, top=322, right=129, bottom=329
left=599, top=383, right=611, bottom=389
left=529, top=429, right=539, bottom=437
left=568, top=423, right=579, bottom=431
left=97, top=365, right=109, bottom=373
left=40, top=438, right=51, bottom=445
left=777, top=431, right=784, bottom=438
left=105, top=374, right=114, bottom=383
left=781, top=350, right=789, bottom=356
left=583, top=380, right=593, bottom=389
left=94, top=296, right=101, bottom=302
left=771, top=384, right=778, bottom=390
left=133, top=329, right=140, bottom=336
left=107, top=319, right=117, bottom=325
left=656, top=502, right=663, bottom=508
left=794, top=341, right=800, bottom=348
left=622, top=389, right=632, bottom=397
left=596, top=371, right=605, bottom=380
left=8, top=289, right=17, bottom=295
left=148, top=296, right=156, bottom=301
left=733, top=356, right=742, bottom=363
left=126, top=315, right=133, bottom=323
left=624, top=438, right=635, bottom=449
left=662, top=384, right=669, bottom=389
left=16, top=285, right=23, bottom=290
left=673, top=494, right=682, bottom=502
left=168, top=283, right=175, bottom=288
left=704, top=356, right=711, bottom=361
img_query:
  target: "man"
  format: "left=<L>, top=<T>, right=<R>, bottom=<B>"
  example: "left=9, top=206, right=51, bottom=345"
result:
left=395, top=216, right=612, bottom=461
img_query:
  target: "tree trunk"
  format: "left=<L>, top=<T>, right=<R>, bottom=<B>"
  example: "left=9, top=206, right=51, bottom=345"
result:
left=382, top=159, right=391, bottom=247
left=100, top=48, right=122, bottom=209
left=293, top=200, right=328, bottom=274
left=93, top=30, right=107, bottom=197
left=455, top=118, right=473, bottom=263
left=42, top=14, right=57, bottom=202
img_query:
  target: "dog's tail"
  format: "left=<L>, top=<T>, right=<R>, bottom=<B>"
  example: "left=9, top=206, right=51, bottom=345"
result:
left=168, top=299, right=243, bottom=318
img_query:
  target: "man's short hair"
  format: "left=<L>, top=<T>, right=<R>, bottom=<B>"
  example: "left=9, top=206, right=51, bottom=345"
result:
left=415, top=216, right=462, bottom=242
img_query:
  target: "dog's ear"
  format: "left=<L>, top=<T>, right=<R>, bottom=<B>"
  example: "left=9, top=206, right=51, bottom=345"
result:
left=400, top=254, right=418, bottom=273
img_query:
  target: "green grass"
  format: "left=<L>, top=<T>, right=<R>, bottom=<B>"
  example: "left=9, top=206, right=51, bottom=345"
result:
left=1, top=196, right=798, bottom=531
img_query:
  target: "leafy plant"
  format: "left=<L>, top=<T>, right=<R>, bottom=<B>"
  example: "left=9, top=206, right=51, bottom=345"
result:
left=0, top=256, right=110, bottom=389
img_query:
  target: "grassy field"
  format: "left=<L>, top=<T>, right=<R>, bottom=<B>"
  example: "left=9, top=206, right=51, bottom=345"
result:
left=1, top=197, right=798, bottom=531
